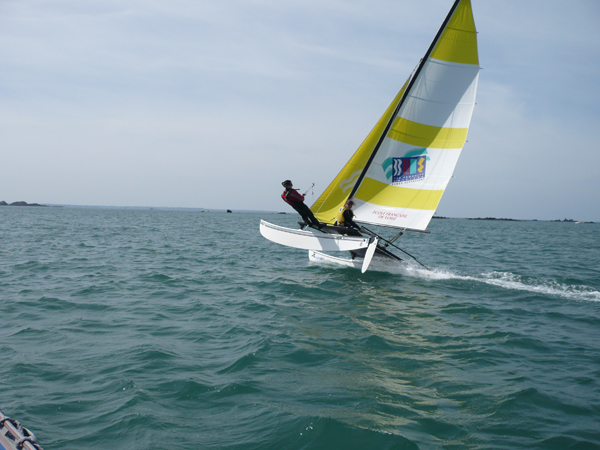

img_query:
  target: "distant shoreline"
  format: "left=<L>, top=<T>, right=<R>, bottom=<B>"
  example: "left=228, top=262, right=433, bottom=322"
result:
left=433, top=216, right=595, bottom=224
left=1, top=202, right=595, bottom=223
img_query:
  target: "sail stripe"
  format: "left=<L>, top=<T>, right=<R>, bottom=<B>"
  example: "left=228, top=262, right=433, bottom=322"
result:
left=388, top=118, right=468, bottom=149
left=355, top=178, right=443, bottom=210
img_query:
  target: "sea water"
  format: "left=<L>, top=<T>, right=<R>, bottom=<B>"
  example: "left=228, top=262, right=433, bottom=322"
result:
left=1, top=207, right=599, bottom=450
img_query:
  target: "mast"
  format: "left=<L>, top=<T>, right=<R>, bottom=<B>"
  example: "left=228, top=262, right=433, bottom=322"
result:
left=347, top=0, right=463, bottom=201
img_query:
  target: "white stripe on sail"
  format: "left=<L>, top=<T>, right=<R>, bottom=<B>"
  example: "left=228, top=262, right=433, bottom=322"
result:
left=399, top=59, right=479, bottom=129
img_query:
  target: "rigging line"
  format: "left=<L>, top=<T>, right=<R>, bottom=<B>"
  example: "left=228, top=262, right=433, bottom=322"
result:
left=361, top=226, right=431, bottom=271
left=303, top=183, right=315, bottom=204
left=302, top=183, right=315, bottom=196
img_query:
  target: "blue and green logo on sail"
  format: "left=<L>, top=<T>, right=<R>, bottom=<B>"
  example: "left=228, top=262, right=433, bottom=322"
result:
left=383, top=148, right=430, bottom=184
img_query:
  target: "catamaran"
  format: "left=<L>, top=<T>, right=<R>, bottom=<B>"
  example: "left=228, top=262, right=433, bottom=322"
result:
left=260, top=0, right=480, bottom=272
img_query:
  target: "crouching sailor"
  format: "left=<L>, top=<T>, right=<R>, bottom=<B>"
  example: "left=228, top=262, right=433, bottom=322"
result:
left=281, top=180, right=322, bottom=229
left=336, top=199, right=361, bottom=230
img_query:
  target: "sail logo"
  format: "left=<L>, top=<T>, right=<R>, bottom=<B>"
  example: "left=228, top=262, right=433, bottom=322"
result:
left=392, top=156, right=426, bottom=183
left=383, top=148, right=429, bottom=184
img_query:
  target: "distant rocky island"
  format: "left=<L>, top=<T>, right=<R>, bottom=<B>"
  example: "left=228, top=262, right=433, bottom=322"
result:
left=467, top=217, right=594, bottom=223
left=469, top=217, right=519, bottom=221
left=433, top=215, right=594, bottom=223
left=0, top=201, right=48, bottom=207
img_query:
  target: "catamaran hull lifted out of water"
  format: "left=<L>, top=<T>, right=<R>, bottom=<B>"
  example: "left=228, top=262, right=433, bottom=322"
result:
left=260, top=0, right=479, bottom=272
left=259, top=220, right=370, bottom=252
left=261, top=220, right=399, bottom=273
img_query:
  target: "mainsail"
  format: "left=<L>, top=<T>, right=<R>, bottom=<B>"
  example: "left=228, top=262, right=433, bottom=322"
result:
left=311, top=0, right=479, bottom=232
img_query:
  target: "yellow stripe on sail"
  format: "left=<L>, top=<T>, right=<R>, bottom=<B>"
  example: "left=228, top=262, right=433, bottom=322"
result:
left=430, top=0, right=478, bottom=66
left=356, top=177, right=443, bottom=211
left=387, top=117, right=468, bottom=149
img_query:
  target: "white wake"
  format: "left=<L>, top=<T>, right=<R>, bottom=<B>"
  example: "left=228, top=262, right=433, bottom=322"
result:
left=394, top=264, right=600, bottom=302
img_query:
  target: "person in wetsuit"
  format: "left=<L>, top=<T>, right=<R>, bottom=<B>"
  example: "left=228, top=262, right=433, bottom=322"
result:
left=281, top=180, right=322, bottom=229
left=336, top=199, right=361, bottom=231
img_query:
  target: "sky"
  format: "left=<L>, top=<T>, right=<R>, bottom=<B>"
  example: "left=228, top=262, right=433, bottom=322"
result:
left=1, top=0, right=599, bottom=221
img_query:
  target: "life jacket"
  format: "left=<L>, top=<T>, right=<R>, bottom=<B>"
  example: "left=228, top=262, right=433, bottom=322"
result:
left=336, top=206, right=353, bottom=226
left=281, top=188, right=304, bottom=206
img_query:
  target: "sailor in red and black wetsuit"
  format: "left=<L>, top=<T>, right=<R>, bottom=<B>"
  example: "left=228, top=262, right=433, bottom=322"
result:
left=281, top=180, right=322, bottom=229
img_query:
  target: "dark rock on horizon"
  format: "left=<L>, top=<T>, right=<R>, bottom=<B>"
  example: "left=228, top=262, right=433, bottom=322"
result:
left=469, top=217, right=519, bottom=221
left=0, top=201, right=47, bottom=207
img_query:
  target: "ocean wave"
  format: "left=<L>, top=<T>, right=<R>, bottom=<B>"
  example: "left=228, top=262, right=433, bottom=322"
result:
left=3, top=210, right=600, bottom=450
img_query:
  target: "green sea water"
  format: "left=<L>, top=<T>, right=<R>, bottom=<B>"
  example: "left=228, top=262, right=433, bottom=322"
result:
left=1, top=207, right=599, bottom=449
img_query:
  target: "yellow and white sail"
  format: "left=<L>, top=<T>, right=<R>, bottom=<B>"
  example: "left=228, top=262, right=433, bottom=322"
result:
left=312, top=0, right=479, bottom=232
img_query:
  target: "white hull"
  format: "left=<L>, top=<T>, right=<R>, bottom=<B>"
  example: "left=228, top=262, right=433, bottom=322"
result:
left=260, top=220, right=370, bottom=252
left=308, top=250, right=406, bottom=272
left=308, top=250, right=362, bottom=268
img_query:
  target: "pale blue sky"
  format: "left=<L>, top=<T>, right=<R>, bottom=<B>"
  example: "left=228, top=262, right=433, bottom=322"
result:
left=1, top=0, right=599, bottom=221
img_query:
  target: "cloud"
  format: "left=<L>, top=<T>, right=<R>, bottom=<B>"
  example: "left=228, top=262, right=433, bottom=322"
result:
left=1, top=0, right=599, bottom=220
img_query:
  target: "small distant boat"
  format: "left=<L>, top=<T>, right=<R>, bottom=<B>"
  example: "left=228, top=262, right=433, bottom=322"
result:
left=261, top=0, right=480, bottom=272
left=0, top=410, right=43, bottom=450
